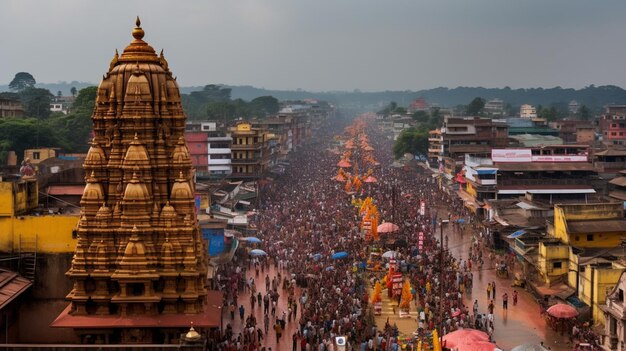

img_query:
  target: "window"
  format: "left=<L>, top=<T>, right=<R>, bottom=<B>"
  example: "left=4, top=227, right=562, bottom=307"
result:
left=553, top=262, right=562, bottom=269
left=587, top=234, right=594, bottom=241
left=32, top=151, right=40, bottom=160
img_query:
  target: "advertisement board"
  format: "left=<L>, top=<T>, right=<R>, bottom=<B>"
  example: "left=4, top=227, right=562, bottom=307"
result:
left=531, top=155, right=588, bottom=162
left=491, top=149, right=531, bottom=162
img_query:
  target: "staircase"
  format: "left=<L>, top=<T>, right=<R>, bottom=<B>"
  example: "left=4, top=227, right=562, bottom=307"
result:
left=19, top=235, right=37, bottom=282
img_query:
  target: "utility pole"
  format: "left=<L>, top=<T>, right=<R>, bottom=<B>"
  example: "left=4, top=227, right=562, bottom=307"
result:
left=439, top=219, right=449, bottom=339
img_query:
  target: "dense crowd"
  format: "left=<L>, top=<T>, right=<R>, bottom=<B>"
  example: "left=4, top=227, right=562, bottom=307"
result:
left=207, top=114, right=496, bottom=350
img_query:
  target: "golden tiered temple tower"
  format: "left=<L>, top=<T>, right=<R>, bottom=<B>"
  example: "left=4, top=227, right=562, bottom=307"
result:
left=52, top=18, right=214, bottom=344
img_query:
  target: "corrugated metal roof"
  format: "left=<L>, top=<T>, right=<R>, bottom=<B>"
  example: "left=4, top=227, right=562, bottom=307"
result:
left=496, top=162, right=596, bottom=172
left=567, top=219, right=626, bottom=234
left=46, top=185, right=85, bottom=196
left=0, top=269, right=31, bottom=310
left=609, top=177, right=626, bottom=187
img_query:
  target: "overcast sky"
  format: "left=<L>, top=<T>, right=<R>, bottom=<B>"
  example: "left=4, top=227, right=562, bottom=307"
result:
left=2, top=0, right=626, bottom=92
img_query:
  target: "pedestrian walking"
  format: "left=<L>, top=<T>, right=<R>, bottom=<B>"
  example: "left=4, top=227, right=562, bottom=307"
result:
left=492, top=281, right=497, bottom=300
left=486, top=282, right=492, bottom=299
left=502, top=292, right=508, bottom=310
left=513, top=290, right=518, bottom=306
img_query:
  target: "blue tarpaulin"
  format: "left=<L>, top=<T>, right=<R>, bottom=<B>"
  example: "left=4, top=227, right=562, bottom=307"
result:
left=507, top=230, right=526, bottom=239
left=203, top=228, right=226, bottom=256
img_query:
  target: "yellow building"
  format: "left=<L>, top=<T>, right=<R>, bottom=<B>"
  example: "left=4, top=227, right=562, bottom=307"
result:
left=24, top=148, right=58, bottom=165
left=538, top=240, right=569, bottom=284
left=229, top=121, right=270, bottom=179
left=536, top=203, right=626, bottom=326
left=0, top=177, right=77, bottom=254
left=576, top=262, right=624, bottom=324
left=553, top=203, right=626, bottom=248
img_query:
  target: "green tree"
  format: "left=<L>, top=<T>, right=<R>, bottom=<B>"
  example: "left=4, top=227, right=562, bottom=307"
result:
left=71, top=86, right=98, bottom=115
left=70, top=86, right=77, bottom=97
left=393, top=106, right=407, bottom=115
left=19, top=87, right=53, bottom=119
left=578, top=105, right=592, bottom=120
left=393, top=127, right=429, bottom=159
left=411, top=110, right=429, bottom=123
left=378, top=101, right=398, bottom=115
left=466, top=97, right=485, bottom=116
left=0, top=118, right=62, bottom=163
left=538, top=106, right=558, bottom=121
left=206, top=101, right=236, bottom=120
left=428, top=108, right=443, bottom=129
left=250, top=96, right=279, bottom=116
left=9, top=72, right=36, bottom=92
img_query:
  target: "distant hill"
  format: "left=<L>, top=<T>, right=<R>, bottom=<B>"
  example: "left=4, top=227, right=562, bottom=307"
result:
left=184, top=84, right=626, bottom=111
left=0, top=81, right=95, bottom=96
left=4, top=81, right=626, bottom=111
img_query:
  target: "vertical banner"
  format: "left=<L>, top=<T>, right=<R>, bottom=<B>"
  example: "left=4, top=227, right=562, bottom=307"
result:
left=418, top=231, right=424, bottom=252
left=419, top=200, right=426, bottom=216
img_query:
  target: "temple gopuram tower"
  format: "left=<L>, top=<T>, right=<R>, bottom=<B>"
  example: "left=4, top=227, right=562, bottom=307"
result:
left=52, top=18, right=210, bottom=344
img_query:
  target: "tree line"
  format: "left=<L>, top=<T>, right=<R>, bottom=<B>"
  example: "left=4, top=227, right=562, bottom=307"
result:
left=0, top=72, right=95, bottom=163
left=181, top=84, right=279, bottom=120
left=0, top=74, right=283, bottom=163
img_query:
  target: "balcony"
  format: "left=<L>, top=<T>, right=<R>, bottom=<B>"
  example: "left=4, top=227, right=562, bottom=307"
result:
left=448, top=144, right=491, bottom=154
left=208, top=159, right=231, bottom=165
left=231, top=158, right=260, bottom=165
left=208, top=148, right=231, bottom=154
left=231, top=143, right=262, bottom=150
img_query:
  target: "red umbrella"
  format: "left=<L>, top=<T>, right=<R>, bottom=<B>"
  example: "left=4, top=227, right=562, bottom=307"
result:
left=451, top=309, right=462, bottom=317
left=364, top=176, right=377, bottom=183
left=337, top=160, right=352, bottom=168
left=377, top=222, right=399, bottom=233
left=442, top=329, right=489, bottom=348
left=546, top=303, right=578, bottom=319
left=456, top=341, right=499, bottom=351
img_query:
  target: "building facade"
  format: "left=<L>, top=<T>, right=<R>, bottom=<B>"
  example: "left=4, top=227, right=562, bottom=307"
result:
left=0, top=98, right=24, bottom=118
left=520, top=104, right=537, bottom=119
left=600, top=105, right=626, bottom=146
left=229, top=121, right=270, bottom=179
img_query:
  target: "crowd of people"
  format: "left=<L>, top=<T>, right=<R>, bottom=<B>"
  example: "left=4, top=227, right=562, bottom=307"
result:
left=206, top=113, right=599, bottom=350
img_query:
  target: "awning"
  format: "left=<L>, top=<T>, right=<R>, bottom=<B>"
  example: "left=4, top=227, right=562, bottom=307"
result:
left=476, top=169, right=497, bottom=175
left=507, top=230, right=526, bottom=239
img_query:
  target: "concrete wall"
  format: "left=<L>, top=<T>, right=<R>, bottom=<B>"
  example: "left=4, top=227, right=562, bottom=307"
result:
left=16, top=253, right=79, bottom=343
left=579, top=266, right=624, bottom=325
left=538, top=242, right=569, bottom=283
left=0, top=215, right=78, bottom=254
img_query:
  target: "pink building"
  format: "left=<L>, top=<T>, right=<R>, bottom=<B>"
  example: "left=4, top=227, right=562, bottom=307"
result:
left=185, top=132, right=209, bottom=172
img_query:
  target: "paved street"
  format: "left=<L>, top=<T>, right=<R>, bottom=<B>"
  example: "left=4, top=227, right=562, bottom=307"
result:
left=218, top=116, right=576, bottom=350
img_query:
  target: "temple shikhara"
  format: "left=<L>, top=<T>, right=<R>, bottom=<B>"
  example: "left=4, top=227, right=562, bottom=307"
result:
left=52, top=18, right=215, bottom=343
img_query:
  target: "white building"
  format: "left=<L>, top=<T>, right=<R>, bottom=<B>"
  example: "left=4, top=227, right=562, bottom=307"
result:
left=484, top=99, right=505, bottom=116
left=520, top=104, right=537, bottom=119
left=602, top=271, right=626, bottom=351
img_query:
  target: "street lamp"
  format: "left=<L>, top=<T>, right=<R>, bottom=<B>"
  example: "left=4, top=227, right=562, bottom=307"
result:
left=438, top=219, right=449, bottom=340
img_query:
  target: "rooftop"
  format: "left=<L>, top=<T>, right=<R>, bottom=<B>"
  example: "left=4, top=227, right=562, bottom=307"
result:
left=0, top=269, right=31, bottom=311
left=496, top=162, right=596, bottom=172
left=567, top=219, right=626, bottom=234
left=609, top=177, right=626, bottom=187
